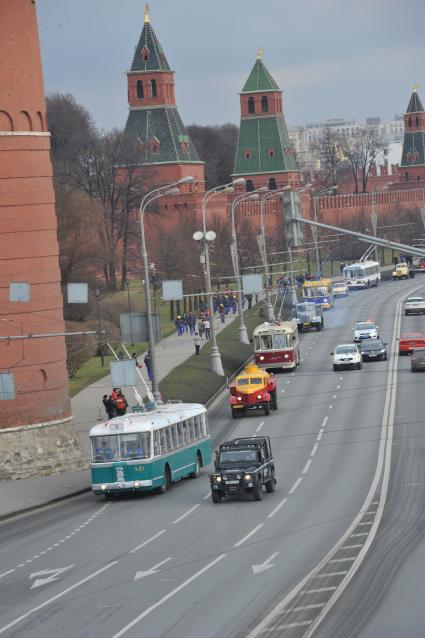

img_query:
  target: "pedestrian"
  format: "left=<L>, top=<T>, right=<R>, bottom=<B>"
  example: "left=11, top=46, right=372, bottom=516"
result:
left=132, top=352, right=142, bottom=368
left=115, top=390, right=128, bottom=416
left=175, top=315, right=184, bottom=336
left=203, top=318, right=211, bottom=340
left=194, top=332, right=201, bottom=355
left=340, top=262, right=345, bottom=275
left=102, top=394, right=116, bottom=420
left=117, top=350, right=125, bottom=360
left=246, top=293, right=253, bottom=309
left=144, top=351, right=152, bottom=381
left=198, top=317, right=204, bottom=338
left=394, top=256, right=399, bottom=266
left=219, top=304, right=226, bottom=324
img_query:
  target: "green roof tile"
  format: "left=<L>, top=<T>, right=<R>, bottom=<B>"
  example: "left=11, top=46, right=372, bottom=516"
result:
left=242, top=58, right=279, bottom=93
left=406, top=91, right=424, bottom=114
left=400, top=132, right=425, bottom=167
left=124, top=107, right=202, bottom=165
left=131, top=21, right=171, bottom=72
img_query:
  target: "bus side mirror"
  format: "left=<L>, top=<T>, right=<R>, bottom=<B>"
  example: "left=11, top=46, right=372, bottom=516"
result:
left=330, top=352, right=334, bottom=355
left=214, top=451, right=219, bottom=468
left=249, top=338, right=253, bottom=343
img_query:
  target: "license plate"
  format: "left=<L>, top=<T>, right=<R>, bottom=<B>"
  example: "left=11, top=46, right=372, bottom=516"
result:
left=303, top=322, right=310, bottom=326
left=225, top=480, right=239, bottom=485
left=368, top=354, right=377, bottom=357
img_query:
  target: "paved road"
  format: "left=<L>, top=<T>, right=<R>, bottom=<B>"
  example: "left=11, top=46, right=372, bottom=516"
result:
left=0, top=278, right=422, bottom=638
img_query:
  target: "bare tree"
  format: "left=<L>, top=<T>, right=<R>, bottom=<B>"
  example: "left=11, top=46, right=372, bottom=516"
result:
left=187, top=123, right=239, bottom=190
left=311, top=127, right=348, bottom=192
left=340, top=128, right=386, bottom=194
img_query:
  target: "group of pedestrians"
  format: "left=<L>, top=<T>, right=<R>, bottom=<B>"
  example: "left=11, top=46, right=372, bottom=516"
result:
left=102, top=388, right=128, bottom=420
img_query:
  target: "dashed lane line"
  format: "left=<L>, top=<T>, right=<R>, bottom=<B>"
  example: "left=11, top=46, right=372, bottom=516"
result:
left=129, top=529, right=167, bottom=554
left=256, top=421, right=265, bottom=432
left=311, top=443, right=319, bottom=457
left=289, top=477, right=303, bottom=495
left=267, top=498, right=288, bottom=519
left=234, top=524, right=264, bottom=548
left=302, top=460, right=312, bottom=475
left=172, top=505, right=200, bottom=525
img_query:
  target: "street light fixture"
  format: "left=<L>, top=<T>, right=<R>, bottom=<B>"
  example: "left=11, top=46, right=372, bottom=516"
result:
left=139, top=176, right=194, bottom=400
left=194, top=177, right=246, bottom=376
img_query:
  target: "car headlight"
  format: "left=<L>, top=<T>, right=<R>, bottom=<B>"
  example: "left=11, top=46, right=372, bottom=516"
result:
left=313, top=316, right=320, bottom=321
left=260, top=355, right=264, bottom=361
left=284, top=354, right=289, bottom=359
left=134, top=481, right=140, bottom=488
left=380, top=349, right=386, bottom=354
left=215, top=476, right=222, bottom=482
left=101, top=484, right=107, bottom=491
left=257, top=394, right=262, bottom=399
left=244, top=474, right=252, bottom=481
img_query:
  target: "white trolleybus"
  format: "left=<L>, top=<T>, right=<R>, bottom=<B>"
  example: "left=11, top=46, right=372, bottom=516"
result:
left=90, top=403, right=212, bottom=496
left=253, top=320, right=300, bottom=370
left=343, top=260, right=381, bottom=290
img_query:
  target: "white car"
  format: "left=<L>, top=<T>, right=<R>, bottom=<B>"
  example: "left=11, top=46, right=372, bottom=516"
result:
left=332, top=281, right=349, bottom=297
left=404, top=296, right=425, bottom=316
left=353, top=321, right=379, bottom=342
left=332, top=344, right=363, bottom=371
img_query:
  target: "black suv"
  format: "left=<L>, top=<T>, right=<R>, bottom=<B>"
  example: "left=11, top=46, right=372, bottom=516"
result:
left=210, top=436, right=276, bottom=503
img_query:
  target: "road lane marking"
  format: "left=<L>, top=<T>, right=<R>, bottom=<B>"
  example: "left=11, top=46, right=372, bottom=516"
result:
left=301, top=587, right=337, bottom=594
left=350, top=533, right=368, bottom=537
left=134, top=557, right=172, bottom=580
left=291, top=603, right=326, bottom=611
left=281, top=390, right=285, bottom=394
left=328, top=405, right=333, bottom=409
left=321, top=416, right=328, bottom=428
left=203, top=492, right=211, bottom=500
left=289, top=477, right=303, bottom=494
left=0, top=561, right=118, bottom=636
left=332, top=395, right=337, bottom=399
left=359, top=521, right=372, bottom=526
left=234, top=524, right=264, bottom=548
left=329, top=557, right=356, bottom=563
left=286, top=380, right=291, bottom=384
left=111, top=554, right=227, bottom=637
left=317, top=429, right=324, bottom=441
left=311, top=443, right=319, bottom=457
left=342, top=545, right=362, bottom=550
left=274, top=622, right=312, bottom=629
left=0, top=569, right=15, bottom=580
left=256, top=421, right=265, bottom=432
left=336, top=385, right=341, bottom=389
left=172, top=504, right=200, bottom=525
left=302, top=460, right=312, bottom=475
left=129, top=529, right=167, bottom=554
left=315, top=571, right=348, bottom=578
left=267, top=497, right=288, bottom=519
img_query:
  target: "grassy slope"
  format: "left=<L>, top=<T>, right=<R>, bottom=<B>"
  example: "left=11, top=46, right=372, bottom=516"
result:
left=159, top=307, right=263, bottom=405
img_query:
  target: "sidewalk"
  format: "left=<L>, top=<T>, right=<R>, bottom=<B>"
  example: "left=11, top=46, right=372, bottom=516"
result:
left=0, top=309, right=244, bottom=519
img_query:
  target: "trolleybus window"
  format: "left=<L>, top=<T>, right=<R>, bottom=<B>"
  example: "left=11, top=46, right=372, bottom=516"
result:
left=237, top=378, right=250, bottom=386
left=273, top=333, right=287, bottom=349
left=92, top=435, right=119, bottom=461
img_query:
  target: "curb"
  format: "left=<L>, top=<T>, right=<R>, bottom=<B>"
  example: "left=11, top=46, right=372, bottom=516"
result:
left=0, top=487, right=91, bottom=524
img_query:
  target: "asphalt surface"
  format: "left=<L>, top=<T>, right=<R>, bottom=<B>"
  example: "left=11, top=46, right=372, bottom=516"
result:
left=0, top=277, right=423, bottom=638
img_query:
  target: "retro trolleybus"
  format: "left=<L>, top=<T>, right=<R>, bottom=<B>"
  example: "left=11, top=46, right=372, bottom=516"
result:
left=90, top=403, right=212, bottom=496
left=301, top=278, right=334, bottom=309
left=342, top=260, right=381, bottom=289
left=253, top=320, right=300, bottom=370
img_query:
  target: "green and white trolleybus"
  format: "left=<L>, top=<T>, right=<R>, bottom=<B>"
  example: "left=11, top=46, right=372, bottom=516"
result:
left=90, top=402, right=212, bottom=496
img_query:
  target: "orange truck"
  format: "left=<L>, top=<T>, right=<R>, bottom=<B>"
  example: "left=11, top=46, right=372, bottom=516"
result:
left=229, top=363, right=278, bottom=418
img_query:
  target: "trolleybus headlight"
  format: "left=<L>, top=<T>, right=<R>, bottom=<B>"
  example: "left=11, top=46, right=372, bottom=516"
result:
left=260, top=356, right=265, bottom=361
left=257, top=394, right=262, bottom=399
left=237, top=396, right=242, bottom=401
left=101, top=484, right=107, bottom=491
left=134, top=481, right=140, bottom=488
left=244, top=474, right=252, bottom=481
left=284, top=354, right=289, bottom=359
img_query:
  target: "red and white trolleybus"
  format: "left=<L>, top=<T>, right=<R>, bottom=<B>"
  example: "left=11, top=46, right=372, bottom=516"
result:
left=253, top=320, right=300, bottom=370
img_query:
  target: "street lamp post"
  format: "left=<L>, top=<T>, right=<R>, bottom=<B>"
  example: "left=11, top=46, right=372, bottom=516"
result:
left=371, top=182, right=393, bottom=262
left=94, top=288, right=104, bottom=367
left=139, top=177, right=193, bottom=400
left=194, top=178, right=246, bottom=375
left=230, top=191, right=260, bottom=344
left=125, top=280, right=135, bottom=347
left=312, top=186, right=338, bottom=275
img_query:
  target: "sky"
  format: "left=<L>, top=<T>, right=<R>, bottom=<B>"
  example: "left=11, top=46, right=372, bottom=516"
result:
left=37, top=0, right=425, bottom=132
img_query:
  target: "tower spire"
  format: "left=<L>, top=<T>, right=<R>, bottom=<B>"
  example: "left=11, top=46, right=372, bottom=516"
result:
left=144, top=4, right=150, bottom=23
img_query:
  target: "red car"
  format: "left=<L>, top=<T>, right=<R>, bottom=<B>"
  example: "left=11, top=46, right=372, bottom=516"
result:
left=398, top=332, right=425, bottom=355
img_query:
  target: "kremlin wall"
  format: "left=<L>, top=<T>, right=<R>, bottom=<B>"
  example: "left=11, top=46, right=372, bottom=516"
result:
left=0, top=3, right=424, bottom=478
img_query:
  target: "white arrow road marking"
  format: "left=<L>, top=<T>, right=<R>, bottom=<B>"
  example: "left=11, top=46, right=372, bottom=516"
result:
left=134, top=557, right=172, bottom=580
left=252, top=552, right=280, bottom=575
left=29, top=565, right=74, bottom=589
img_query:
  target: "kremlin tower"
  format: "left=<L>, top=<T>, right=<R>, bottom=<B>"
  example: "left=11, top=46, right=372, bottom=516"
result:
left=233, top=50, right=299, bottom=191
left=0, top=1, right=84, bottom=478
left=399, top=86, right=425, bottom=184
left=124, top=5, right=205, bottom=187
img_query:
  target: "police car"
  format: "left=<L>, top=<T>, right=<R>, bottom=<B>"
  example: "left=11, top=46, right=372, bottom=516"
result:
left=353, top=320, right=379, bottom=342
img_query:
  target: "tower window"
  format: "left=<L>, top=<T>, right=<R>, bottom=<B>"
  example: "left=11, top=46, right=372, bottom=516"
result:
left=405, top=171, right=409, bottom=182
left=137, top=81, right=144, bottom=99
left=151, top=79, right=157, bottom=98
left=246, top=180, right=255, bottom=192
left=141, top=47, right=149, bottom=63
left=244, top=150, right=252, bottom=160
left=248, top=97, right=255, bottom=114
left=261, top=96, right=269, bottom=113
left=269, top=178, right=277, bottom=190
left=416, top=116, right=420, bottom=126
left=408, top=117, right=412, bottom=127
left=268, top=148, right=275, bottom=158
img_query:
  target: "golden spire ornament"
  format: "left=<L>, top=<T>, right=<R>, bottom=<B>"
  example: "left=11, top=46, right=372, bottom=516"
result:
left=257, top=48, right=264, bottom=60
left=144, top=4, right=150, bottom=23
